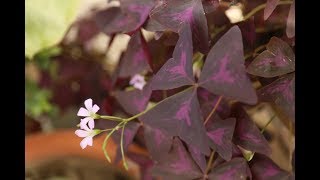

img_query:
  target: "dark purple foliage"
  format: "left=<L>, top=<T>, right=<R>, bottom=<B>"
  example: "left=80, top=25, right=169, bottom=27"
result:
left=202, top=0, right=219, bottom=14
left=264, top=0, right=280, bottom=20
left=149, top=0, right=210, bottom=53
left=232, top=105, right=271, bottom=155
left=143, top=124, right=172, bottom=162
left=247, top=37, right=295, bottom=78
left=208, top=157, right=252, bottom=180
left=258, top=73, right=295, bottom=123
left=141, top=87, right=211, bottom=155
left=115, top=83, right=152, bottom=115
left=206, top=118, right=236, bottom=161
left=150, top=25, right=195, bottom=90
left=152, top=138, right=203, bottom=180
left=199, top=26, right=257, bottom=105
left=286, top=0, right=295, bottom=38
left=250, top=154, right=294, bottom=180
left=118, top=30, right=152, bottom=77
left=95, top=0, right=155, bottom=35
left=188, top=145, right=207, bottom=173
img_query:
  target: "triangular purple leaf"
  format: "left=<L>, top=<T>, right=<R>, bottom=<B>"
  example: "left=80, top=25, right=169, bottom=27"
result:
left=206, top=118, right=236, bottom=161
left=258, top=73, right=295, bottom=123
left=150, top=25, right=195, bottom=90
left=247, top=37, right=295, bottom=78
left=112, top=121, right=141, bottom=163
left=232, top=105, right=271, bottom=155
left=208, top=157, right=252, bottom=180
left=149, top=0, right=210, bottom=53
left=126, top=152, right=154, bottom=180
left=286, top=0, right=295, bottom=38
left=118, top=31, right=152, bottom=77
left=152, top=138, right=203, bottom=180
left=250, top=154, right=294, bottom=180
left=115, top=83, right=152, bottom=115
left=264, top=0, right=280, bottom=20
left=143, top=124, right=172, bottom=162
left=94, top=0, right=155, bottom=34
left=199, top=26, right=257, bottom=105
left=141, top=87, right=211, bottom=155
left=188, top=145, right=207, bottom=173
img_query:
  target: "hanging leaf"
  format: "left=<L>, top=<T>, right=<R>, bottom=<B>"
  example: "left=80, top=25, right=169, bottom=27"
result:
left=25, top=0, right=80, bottom=58
left=247, top=37, right=295, bottom=78
left=250, top=154, right=294, bottom=180
left=141, top=87, right=211, bottom=155
left=264, top=0, right=280, bottom=20
left=258, top=73, right=295, bottom=123
left=152, top=138, right=203, bottom=180
left=206, top=118, right=236, bottom=161
left=149, top=0, right=210, bottom=53
left=143, top=124, right=172, bottom=162
left=208, top=157, right=252, bottom=179
left=150, top=25, right=195, bottom=90
left=95, top=0, right=155, bottom=35
left=232, top=105, right=271, bottom=155
left=286, top=0, right=295, bottom=38
left=118, top=31, right=152, bottom=77
left=115, top=83, right=152, bottom=115
left=199, top=26, right=257, bottom=105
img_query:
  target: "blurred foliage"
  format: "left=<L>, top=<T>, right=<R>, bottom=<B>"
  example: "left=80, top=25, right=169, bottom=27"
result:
left=25, top=79, right=58, bottom=118
left=25, top=0, right=80, bottom=59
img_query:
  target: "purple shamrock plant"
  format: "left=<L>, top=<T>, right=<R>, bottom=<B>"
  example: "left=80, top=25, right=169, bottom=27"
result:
left=72, top=0, right=295, bottom=179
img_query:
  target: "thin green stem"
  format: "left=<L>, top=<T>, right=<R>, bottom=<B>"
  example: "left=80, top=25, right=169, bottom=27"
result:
left=120, top=122, right=129, bottom=170
left=204, top=96, right=223, bottom=125
left=244, top=44, right=267, bottom=60
left=204, top=151, right=215, bottom=175
left=99, top=115, right=124, bottom=121
left=102, top=121, right=126, bottom=162
left=261, top=114, right=276, bottom=133
left=124, top=86, right=195, bottom=122
left=243, top=1, right=293, bottom=21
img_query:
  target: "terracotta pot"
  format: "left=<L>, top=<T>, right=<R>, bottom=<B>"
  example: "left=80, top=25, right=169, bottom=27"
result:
left=26, top=128, right=149, bottom=179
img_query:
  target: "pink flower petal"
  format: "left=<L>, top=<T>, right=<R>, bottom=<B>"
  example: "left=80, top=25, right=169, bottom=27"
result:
left=88, top=119, right=95, bottom=129
left=80, top=117, right=93, bottom=131
left=77, top=107, right=90, bottom=117
left=75, top=129, right=89, bottom=137
left=84, top=98, right=93, bottom=111
left=86, top=136, right=93, bottom=146
left=134, top=82, right=145, bottom=90
left=80, top=137, right=91, bottom=149
left=92, top=104, right=100, bottom=114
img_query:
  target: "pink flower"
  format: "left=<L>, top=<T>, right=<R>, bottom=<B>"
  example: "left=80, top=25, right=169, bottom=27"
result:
left=130, top=74, right=146, bottom=90
left=77, top=98, right=100, bottom=128
left=75, top=120, right=99, bottom=149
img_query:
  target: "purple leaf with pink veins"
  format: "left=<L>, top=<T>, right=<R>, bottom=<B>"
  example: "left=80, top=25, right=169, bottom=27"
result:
left=264, top=0, right=280, bottom=20
left=118, top=31, right=152, bottom=78
left=149, top=0, right=210, bottom=53
left=250, top=154, right=294, bottom=180
left=140, top=87, right=211, bottom=155
left=152, top=138, right=203, bottom=180
left=112, top=121, right=141, bottom=163
left=199, top=26, right=257, bottom=105
left=247, top=37, right=295, bottom=78
left=208, top=157, right=252, bottom=180
left=143, top=125, right=172, bottom=162
left=115, top=83, right=152, bottom=115
left=150, top=25, right=195, bottom=90
left=206, top=118, right=236, bottom=161
left=258, top=73, right=295, bottom=123
left=94, top=0, right=155, bottom=34
left=286, top=0, right=295, bottom=38
left=232, top=105, right=271, bottom=155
